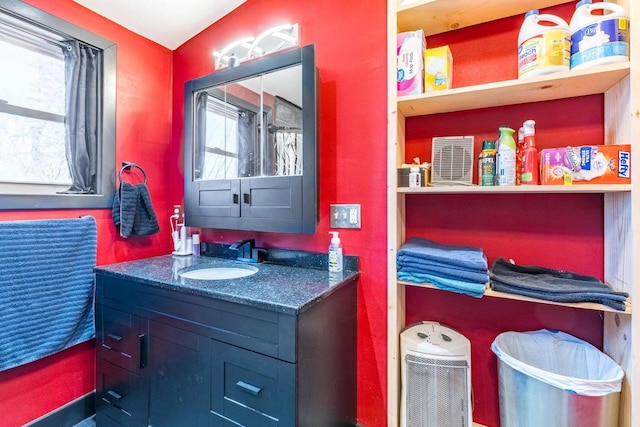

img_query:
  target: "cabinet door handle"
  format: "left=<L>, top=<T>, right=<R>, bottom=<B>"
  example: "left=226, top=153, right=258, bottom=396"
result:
left=107, top=389, right=122, bottom=401
left=243, top=193, right=251, bottom=204
left=233, top=193, right=239, bottom=204
left=236, top=381, right=262, bottom=396
left=139, top=333, right=148, bottom=369
left=107, top=333, right=123, bottom=342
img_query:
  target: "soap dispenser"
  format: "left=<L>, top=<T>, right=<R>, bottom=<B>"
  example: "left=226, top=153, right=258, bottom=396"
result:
left=328, top=231, right=343, bottom=272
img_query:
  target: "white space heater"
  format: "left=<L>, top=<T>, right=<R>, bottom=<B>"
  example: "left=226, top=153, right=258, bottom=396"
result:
left=430, top=136, right=474, bottom=185
left=400, top=321, right=472, bottom=427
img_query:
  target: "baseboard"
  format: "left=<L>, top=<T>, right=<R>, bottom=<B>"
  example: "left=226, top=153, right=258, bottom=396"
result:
left=24, top=391, right=95, bottom=427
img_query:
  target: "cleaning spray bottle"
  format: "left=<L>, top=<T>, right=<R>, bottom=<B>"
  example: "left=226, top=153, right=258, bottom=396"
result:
left=520, top=119, right=539, bottom=185
left=328, top=231, right=343, bottom=272
left=516, top=127, right=525, bottom=185
left=497, top=126, right=517, bottom=186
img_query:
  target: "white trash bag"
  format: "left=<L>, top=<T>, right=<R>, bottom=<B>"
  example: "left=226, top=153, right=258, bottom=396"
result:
left=491, top=329, right=623, bottom=396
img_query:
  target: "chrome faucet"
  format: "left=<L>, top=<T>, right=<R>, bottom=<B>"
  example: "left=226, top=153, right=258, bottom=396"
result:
left=229, top=239, right=263, bottom=263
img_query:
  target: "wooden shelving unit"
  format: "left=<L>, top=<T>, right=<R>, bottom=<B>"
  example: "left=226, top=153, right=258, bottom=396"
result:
left=388, top=0, right=638, bottom=426
left=398, top=184, right=632, bottom=194
left=398, top=62, right=630, bottom=116
left=399, top=281, right=632, bottom=315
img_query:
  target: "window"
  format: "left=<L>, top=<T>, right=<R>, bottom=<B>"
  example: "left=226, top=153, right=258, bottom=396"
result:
left=203, top=97, right=239, bottom=180
left=0, top=0, right=116, bottom=209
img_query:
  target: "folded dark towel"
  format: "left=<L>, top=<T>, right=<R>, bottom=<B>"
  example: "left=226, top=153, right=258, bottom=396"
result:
left=112, top=182, right=160, bottom=237
left=397, top=237, right=488, bottom=271
left=490, top=257, right=628, bottom=311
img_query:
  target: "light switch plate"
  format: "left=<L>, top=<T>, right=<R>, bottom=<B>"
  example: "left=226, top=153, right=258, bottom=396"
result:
left=330, top=204, right=361, bottom=229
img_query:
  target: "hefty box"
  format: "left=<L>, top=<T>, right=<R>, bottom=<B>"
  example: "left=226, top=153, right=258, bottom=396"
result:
left=397, top=30, right=425, bottom=96
left=540, top=144, right=631, bottom=185
left=424, top=45, right=453, bottom=92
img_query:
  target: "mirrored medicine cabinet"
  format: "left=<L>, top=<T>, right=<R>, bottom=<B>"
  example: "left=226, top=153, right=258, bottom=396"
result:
left=184, top=45, right=318, bottom=233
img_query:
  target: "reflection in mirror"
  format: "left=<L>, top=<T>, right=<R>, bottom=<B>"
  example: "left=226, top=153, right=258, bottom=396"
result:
left=194, top=65, right=303, bottom=181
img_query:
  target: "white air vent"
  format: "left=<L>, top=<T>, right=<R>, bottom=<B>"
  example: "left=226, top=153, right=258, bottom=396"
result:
left=430, top=136, right=474, bottom=185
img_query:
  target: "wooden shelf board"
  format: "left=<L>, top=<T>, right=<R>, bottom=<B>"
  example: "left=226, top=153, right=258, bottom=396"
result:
left=397, top=184, right=632, bottom=194
left=397, top=62, right=630, bottom=117
left=397, top=0, right=567, bottom=36
left=399, top=280, right=632, bottom=314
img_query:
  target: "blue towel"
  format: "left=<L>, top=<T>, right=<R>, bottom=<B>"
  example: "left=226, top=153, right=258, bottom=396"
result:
left=397, top=237, right=488, bottom=271
left=490, top=257, right=628, bottom=311
left=398, top=271, right=486, bottom=298
left=398, top=258, right=489, bottom=283
left=0, top=216, right=97, bottom=372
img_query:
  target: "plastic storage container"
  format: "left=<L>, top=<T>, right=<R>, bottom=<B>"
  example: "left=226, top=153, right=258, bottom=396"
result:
left=491, top=329, right=623, bottom=427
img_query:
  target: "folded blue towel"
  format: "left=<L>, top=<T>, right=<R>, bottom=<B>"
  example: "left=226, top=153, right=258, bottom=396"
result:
left=490, top=257, right=628, bottom=311
left=397, top=237, right=488, bottom=271
left=398, top=265, right=489, bottom=283
left=398, top=254, right=488, bottom=273
left=398, top=271, right=486, bottom=298
left=0, top=216, right=97, bottom=372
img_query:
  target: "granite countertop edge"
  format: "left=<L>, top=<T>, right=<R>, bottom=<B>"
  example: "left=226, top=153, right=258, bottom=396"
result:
left=95, top=253, right=359, bottom=315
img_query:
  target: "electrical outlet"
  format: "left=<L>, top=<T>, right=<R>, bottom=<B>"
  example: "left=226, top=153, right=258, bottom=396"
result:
left=330, top=204, right=361, bottom=229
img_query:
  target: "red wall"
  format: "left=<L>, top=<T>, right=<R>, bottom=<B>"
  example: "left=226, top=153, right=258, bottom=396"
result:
left=0, top=1, right=174, bottom=425
left=172, top=1, right=389, bottom=425
left=0, top=1, right=608, bottom=426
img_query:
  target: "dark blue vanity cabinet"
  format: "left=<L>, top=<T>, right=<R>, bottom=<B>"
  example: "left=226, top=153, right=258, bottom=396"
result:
left=94, top=260, right=357, bottom=426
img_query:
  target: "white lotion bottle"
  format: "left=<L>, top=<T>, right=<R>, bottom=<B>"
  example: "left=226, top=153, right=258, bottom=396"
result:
left=328, top=231, right=343, bottom=272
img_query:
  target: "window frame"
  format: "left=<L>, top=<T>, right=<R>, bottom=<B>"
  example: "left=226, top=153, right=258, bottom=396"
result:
left=0, top=0, right=116, bottom=210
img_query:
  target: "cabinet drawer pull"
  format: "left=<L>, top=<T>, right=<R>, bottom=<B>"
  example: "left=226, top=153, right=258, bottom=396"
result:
left=233, top=193, right=239, bottom=204
left=107, top=333, right=123, bottom=342
left=243, top=193, right=251, bottom=204
left=139, top=333, right=148, bottom=369
left=107, top=389, right=122, bottom=401
left=236, top=381, right=262, bottom=396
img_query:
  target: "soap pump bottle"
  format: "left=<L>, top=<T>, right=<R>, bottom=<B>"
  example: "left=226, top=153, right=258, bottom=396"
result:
left=520, top=119, right=540, bottom=185
left=328, top=231, right=343, bottom=272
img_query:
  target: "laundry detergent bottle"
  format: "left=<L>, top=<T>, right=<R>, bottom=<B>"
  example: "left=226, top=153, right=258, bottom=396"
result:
left=518, top=9, right=571, bottom=78
left=570, top=0, right=629, bottom=70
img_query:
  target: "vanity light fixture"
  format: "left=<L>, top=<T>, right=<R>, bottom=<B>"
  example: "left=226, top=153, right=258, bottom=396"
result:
left=212, top=23, right=299, bottom=70
left=212, top=36, right=254, bottom=70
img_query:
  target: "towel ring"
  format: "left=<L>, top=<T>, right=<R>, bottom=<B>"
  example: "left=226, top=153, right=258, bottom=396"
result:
left=119, top=162, right=147, bottom=184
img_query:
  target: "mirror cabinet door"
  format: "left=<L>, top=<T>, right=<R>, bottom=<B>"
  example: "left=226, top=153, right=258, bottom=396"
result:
left=194, top=65, right=303, bottom=182
left=185, top=45, right=316, bottom=234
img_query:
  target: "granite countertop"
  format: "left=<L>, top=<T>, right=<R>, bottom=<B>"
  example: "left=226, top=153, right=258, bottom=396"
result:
left=94, top=252, right=359, bottom=315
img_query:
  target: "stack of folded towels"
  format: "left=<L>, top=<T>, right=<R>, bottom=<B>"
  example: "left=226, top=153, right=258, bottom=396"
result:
left=397, top=237, right=489, bottom=298
left=490, top=257, right=629, bottom=311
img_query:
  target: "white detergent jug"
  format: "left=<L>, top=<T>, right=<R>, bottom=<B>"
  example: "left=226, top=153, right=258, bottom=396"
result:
left=570, top=0, right=629, bottom=71
left=518, top=10, right=571, bottom=78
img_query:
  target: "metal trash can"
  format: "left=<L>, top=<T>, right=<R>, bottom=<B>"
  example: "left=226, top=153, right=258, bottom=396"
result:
left=491, top=329, right=623, bottom=427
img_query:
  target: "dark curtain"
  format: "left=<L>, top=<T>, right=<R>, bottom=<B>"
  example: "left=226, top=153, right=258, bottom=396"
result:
left=238, top=109, right=256, bottom=177
left=195, top=91, right=208, bottom=180
left=60, top=40, right=99, bottom=194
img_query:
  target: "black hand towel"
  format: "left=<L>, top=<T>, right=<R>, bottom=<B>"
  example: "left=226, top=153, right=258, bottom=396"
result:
left=112, top=182, right=160, bottom=237
left=490, top=257, right=628, bottom=311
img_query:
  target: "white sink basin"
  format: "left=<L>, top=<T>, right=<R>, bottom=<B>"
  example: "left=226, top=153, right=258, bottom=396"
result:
left=179, top=265, right=258, bottom=281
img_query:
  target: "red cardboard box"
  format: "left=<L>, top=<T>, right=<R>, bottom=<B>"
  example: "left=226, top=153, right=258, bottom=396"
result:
left=540, top=144, right=631, bottom=185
